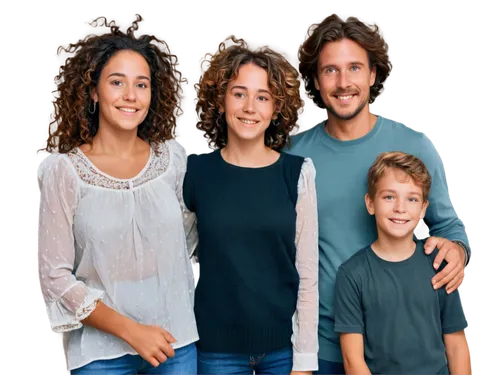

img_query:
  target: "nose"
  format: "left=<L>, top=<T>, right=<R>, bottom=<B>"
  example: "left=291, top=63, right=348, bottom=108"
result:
left=123, top=84, right=137, bottom=102
left=243, top=97, right=255, bottom=113
left=337, top=70, right=349, bottom=89
left=393, top=198, right=406, bottom=213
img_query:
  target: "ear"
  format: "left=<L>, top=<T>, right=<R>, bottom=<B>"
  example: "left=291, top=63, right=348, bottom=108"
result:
left=420, top=200, right=429, bottom=219
left=365, top=193, right=375, bottom=215
left=369, top=66, right=376, bottom=87
left=313, top=74, right=320, bottom=91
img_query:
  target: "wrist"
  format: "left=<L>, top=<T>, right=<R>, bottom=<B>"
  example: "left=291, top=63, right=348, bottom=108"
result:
left=452, top=240, right=470, bottom=266
left=119, top=318, right=139, bottom=343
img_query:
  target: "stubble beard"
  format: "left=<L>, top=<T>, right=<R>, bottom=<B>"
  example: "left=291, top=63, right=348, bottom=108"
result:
left=325, top=94, right=369, bottom=121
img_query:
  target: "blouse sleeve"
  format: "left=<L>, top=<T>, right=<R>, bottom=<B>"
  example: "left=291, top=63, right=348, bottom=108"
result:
left=171, top=141, right=198, bottom=257
left=291, top=157, right=319, bottom=371
left=38, top=155, right=104, bottom=333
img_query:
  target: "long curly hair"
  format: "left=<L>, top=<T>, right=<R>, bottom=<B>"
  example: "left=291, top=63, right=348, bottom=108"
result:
left=299, top=14, right=392, bottom=107
left=43, top=15, right=184, bottom=153
left=195, top=36, right=303, bottom=150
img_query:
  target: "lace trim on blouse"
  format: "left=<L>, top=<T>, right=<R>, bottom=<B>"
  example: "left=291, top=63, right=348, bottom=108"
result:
left=67, top=142, right=170, bottom=190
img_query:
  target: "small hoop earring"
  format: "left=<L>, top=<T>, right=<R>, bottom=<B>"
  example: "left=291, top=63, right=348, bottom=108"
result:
left=89, top=102, right=97, bottom=114
left=272, top=119, right=280, bottom=127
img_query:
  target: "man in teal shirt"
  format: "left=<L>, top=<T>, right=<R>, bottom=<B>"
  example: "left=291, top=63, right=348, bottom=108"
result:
left=287, top=14, right=470, bottom=374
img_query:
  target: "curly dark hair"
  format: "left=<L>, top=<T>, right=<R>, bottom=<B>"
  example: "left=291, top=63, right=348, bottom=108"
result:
left=43, top=14, right=184, bottom=153
left=298, top=14, right=392, bottom=107
left=195, top=36, right=303, bottom=150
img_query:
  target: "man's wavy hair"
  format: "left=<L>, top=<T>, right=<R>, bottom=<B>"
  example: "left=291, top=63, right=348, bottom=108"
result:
left=299, top=14, right=392, bottom=108
left=195, top=36, right=303, bottom=150
left=43, top=15, right=184, bottom=153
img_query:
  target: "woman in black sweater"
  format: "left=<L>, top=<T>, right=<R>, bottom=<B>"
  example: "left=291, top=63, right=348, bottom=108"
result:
left=183, top=36, right=318, bottom=375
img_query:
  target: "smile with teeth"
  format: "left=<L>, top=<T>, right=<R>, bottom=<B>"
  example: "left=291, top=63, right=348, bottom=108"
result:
left=239, top=118, right=259, bottom=125
left=118, top=107, right=138, bottom=113
left=336, top=94, right=355, bottom=100
left=390, top=219, right=409, bottom=224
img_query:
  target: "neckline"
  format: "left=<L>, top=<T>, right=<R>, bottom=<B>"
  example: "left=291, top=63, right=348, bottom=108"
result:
left=75, top=145, right=154, bottom=182
left=217, top=148, right=283, bottom=170
left=367, top=240, right=421, bottom=268
left=318, top=115, right=383, bottom=148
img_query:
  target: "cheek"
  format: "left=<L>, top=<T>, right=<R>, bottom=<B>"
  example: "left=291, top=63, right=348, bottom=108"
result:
left=224, top=97, right=238, bottom=115
left=141, top=90, right=152, bottom=106
left=262, top=102, right=275, bottom=119
left=318, top=77, right=333, bottom=92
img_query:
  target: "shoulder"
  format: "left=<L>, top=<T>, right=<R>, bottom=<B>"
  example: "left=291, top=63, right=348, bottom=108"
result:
left=339, top=246, right=371, bottom=276
left=281, top=151, right=305, bottom=166
left=379, top=116, right=433, bottom=147
left=163, top=138, right=185, bottom=155
left=378, top=116, right=440, bottom=162
left=421, top=239, right=447, bottom=273
left=288, top=121, right=325, bottom=153
left=186, top=150, right=220, bottom=176
left=37, top=152, right=75, bottom=181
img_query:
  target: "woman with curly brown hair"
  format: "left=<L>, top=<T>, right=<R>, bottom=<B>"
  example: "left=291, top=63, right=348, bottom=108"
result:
left=37, top=15, right=198, bottom=374
left=183, top=37, right=319, bottom=375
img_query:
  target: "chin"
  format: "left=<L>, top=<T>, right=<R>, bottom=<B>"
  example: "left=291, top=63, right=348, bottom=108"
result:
left=232, top=130, right=266, bottom=143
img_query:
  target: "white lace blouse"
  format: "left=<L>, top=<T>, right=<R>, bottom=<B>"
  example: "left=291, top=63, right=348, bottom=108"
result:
left=292, top=158, right=319, bottom=371
left=37, top=140, right=198, bottom=371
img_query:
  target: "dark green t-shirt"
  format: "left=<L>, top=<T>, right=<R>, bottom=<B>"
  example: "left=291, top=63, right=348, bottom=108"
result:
left=333, top=240, right=467, bottom=374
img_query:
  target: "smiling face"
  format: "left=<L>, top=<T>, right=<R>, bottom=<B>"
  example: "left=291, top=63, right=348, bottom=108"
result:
left=222, top=63, right=277, bottom=145
left=92, top=49, right=151, bottom=133
left=366, top=168, right=429, bottom=241
left=314, top=39, right=375, bottom=121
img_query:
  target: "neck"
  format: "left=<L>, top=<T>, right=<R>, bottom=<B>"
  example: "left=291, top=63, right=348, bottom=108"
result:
left=90, top=124, right=142, bottom=157
left=222, top=134, right=278, bottom=168
left=325, top=108, right=377, bottom=141
left=371, top=231, right=416, bottom=262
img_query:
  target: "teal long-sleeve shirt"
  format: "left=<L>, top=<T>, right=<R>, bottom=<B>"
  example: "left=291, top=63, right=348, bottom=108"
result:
left=287, top=116, right=469, bottom=363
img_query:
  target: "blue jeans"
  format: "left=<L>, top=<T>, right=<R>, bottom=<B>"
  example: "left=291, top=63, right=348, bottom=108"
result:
left=71, top=343, right=197, bottom=375
left=314, top=359, right=345, bottom=375
left=198, top=346, right=293, bottom=375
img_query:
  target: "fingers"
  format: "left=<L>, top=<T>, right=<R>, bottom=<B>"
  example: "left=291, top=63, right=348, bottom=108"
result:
left=424, top=236, right=441, bottom=254
left=162, top=329, right=177, bottom=344
left=147, top=339, right=174, bottom=367
left=159, top=341, right=175, bottom=358
left=147, top=357, right=160, bottom=368
left=432, top=246, right=449, bottom=270
left=154, top=350, right=168, bottom=365
left=432, top=261, right=460, bottom=289
left=444, top=272, right=464, bottom=294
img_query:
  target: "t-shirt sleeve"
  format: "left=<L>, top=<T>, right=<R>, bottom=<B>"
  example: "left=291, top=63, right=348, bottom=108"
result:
left=439, top=287, right=468, bottom=334
left=334, top=266, right=364, bottom=334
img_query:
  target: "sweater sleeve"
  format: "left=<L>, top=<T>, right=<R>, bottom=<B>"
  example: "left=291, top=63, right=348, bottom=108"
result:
left=291, top=158, right=319, bottom=371
left=416, top=134, right=471, bottom=261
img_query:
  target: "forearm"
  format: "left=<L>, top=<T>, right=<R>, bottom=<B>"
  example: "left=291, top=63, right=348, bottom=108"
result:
left=82, top=301, right=137, bottom=343
left=343, top=357, right=372, bottom=375
left=447, top=343, right=471, bottom=374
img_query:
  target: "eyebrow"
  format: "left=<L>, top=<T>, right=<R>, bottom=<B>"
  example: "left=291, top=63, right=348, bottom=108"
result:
left=230, top=85, right=271, bottom=95
left=378, top=189, right=423, bottom=196
left=107, top=72, right=151, bottom=81
left=319, top=61, right=366, bottom=70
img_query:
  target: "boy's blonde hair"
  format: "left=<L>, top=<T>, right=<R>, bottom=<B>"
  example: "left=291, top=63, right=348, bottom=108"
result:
left=367, top=152, right=432, bottom=201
